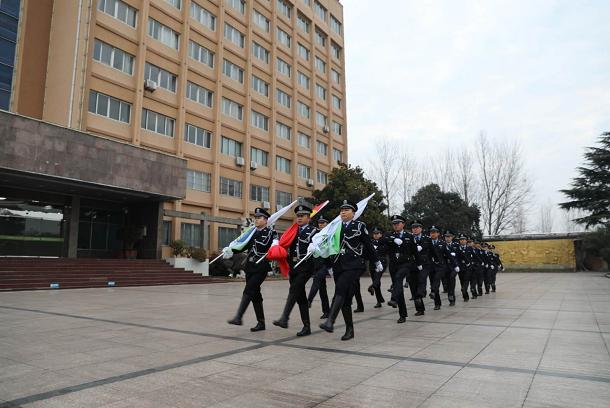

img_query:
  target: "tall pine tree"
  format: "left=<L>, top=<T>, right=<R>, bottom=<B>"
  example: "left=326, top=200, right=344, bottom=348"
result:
left=560, top=133, right=610, bottom=228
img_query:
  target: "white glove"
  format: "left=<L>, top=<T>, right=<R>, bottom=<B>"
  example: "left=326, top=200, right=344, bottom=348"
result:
left=491, top=265, right=495, bottom=270
left=375, top=261, right=383, bottom=273
left=327, top=267, right=334, bottom=277
left=393, top=238, right=403, bottom=246
left=272, top=239, right=279, bottom=246
left=454, top=266, right=460, bottom=272
left=222, top=247, right=233, bottom=259
left=450, top=252, right=456, bottom=257
left=307, top=243, right=316, bottom=254
left=417, top=245, right=423, bottom=252
left=417, top=265, right=423, bottom=271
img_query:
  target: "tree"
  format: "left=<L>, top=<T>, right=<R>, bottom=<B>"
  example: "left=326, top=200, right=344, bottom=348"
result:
left=476, top=133, right=533, bottom=235
left=312, top=163, right=389, bottom=230
left=538, top=202, right=554, bottom=233
left=401, top=183, right=482, bottom=238
left=367, top=139, right=400, bottom=217
left=560, top=132, right=610, bottom=228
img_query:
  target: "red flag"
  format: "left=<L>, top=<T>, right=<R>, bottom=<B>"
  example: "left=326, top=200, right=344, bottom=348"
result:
left=267, top=223, right=298, bottom=277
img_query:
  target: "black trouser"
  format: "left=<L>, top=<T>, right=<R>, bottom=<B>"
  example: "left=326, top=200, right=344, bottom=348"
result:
left=483, top=266, right=492, bottom=291
left=289, top=267, right=312, bottom=307
left=429, top=263, right=446, bottom=306
left=332, top=266, right=360, bottom=325
left=368, top=263, right=386, bottom=304
left=353, top=270, right=364, bottom=310
left=491, top=266, right=498, bottom=286
left=388, top=262, right=397, bottom=291
left=243, top=262, right=269, bottom=303
left=391, top=262, right=413, bottom=318
left=307, top=266, right=330, bottom=314
left=446, top=265, right=458, bottom=303
left=471, top=264, right=483, bottom=295
left=458, top=264, right=471, bottom=300
left=441, top=272, right=448, bottom=293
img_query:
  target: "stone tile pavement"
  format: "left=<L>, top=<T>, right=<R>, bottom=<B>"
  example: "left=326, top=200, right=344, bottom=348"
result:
left=0, top=272, right=609, bottom=407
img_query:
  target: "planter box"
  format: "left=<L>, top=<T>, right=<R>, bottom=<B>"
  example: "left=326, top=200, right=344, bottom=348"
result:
left=167, top=257, right=209, bottom=276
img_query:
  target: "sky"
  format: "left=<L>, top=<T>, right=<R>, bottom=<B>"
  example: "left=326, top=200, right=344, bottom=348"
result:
left=342, top=0, right=610, bottom=232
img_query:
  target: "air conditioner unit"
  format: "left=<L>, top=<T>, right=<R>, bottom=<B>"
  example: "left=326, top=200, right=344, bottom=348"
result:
left=250, top=161, right=258, bottom=170
left=261, top=201, right=270, bottom=209
left=235, top=156, right=245, bottom=166
left=322, top=126, right=330, bottom=134
left=144, top=79, right=158, bottom=91
left=306, top=178, right=314, bottom=187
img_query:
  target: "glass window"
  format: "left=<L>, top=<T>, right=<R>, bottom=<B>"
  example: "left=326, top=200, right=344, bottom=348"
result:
left=184, top=123, right=212, bottom=148
left=276, top=89, right=291, bottom=108
left=188, top=40, right=214, bottom=67
left=314, top=1, right=327, bottom=21
left=98, top=0, right=137, bottom=27
left=224, top=23, right=245, bottom=48
left=316, top=140, right=327, bottom=155
left=250, top=185, right=270, bottom=202
left=190, top=1, right=216, bottom=30
left=315, top=57, right=326, bottom=73
left=297, top=101, right=310, bottom=118
left=317, top=169, right=328, bottom=184
left=222, top=59, right=244, bottom=83
left=252, top=9, right=270, bottom=32
left=276, top=156, right=291, bottom=174
left=333, top=148, right=343, bottom=162
left=141, top=108, right=175, bottom=137
left=276, top=122, right=291, bottom=140
left=218, top=227, right=239, bottom=249
left=251, top=110, right=269, bottom=131
left=88, top=90, right=131, bottom=123
left=316, top=83, right=326, bottom=100
left=144, top=62, right=177, bottom=92
left=316, top=111, right=327, bottom=128
left=298, top=43, right=310, bottom=61
left=297, top=163, right=311, bottom=179
left=221, top=97, right=243, bottom=120
left=297, top=71, right=310, bottom=89
left=331, top=15, right=342, bottom=35
left=187, top=170, right=212, bottom=192
left=252, top=75, right=269, bottom=97
left=297, top=13, right=310, bottom=33
left=277, top=58, right=291, bottom=77
left=226, top=0, right=245, bottom=14
left=277, top=27, right=291, bottom=48
left=252, top=42, right=270, bottom=63
left=220, top=136, right=243, bottom=157
left=277, top=0, right=292, bottom=19
left=92, top=39, right=134, bottom=75
left=250, top=147, right=269, bottom=166
left=147, top=18, right=179, bottom=49
left=276, top=190, right=293, bottom=208
left=298, top=132, right=310, bottom=148
left=219, top=177, right=243, bottom=197
left=162, top=220, right=172, bottom=245
left=186, top=81, right=213, bottom=107
left=181, top=223, right=202, bottom=247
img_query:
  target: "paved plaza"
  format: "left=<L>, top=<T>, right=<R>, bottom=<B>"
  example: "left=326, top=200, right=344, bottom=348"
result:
left=1, top=273, right=610, bottom=407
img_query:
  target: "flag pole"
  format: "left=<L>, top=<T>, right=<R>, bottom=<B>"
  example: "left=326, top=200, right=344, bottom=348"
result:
left=293, top=252, right=313, bottom=269
left=209, top=253, right=224, bottom=265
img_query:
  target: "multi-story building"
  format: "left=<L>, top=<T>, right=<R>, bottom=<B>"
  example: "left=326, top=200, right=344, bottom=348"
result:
left=0, top=0, right=346, bottom=258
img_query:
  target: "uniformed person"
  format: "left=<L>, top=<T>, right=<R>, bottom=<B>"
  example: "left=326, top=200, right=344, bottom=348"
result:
left=385, top=215, right=421, bottom=321
left=410, top=220, right=431, bottom=315
left=481, top=243, right=493, bottom=294
left=307, top=216, right=331, bottom=319
left=456, top=234, right=474, bottom=301
left=443, top=230, right=461, bottom=306
left=273, top=203, right=318, bottom=336
left=226, top=208, right=278, bottom=331
left=489, top=245, right=502, bottom=292
left=428, top=226, right=458, bottom=310
left=319, top=200, right=382, bottom=340
left=367, top=227, right=387, bottom=308
left=470, top=240, right=485, bottom=298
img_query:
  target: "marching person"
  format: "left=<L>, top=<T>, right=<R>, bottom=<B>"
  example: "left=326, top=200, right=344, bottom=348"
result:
left=307, top=216, right=331, bottom=319
left=226, top=208, right=278, bottom=331
left=386, top=215, right=421, bottom=321
left=428, top=226, right=458, bottom=310
left=410, top=220, right=432, bottom=315
left=481, top=243, right=493, bottom=294
left=456, top=234, right=474, bottom=301
left=319, top=200, right=383, bottom=340
left=489, top=245, right=503, bottom=292
left=470, top=240, right=485, bottom=297
left=273, top=203, right=318, bottom=336
left=367, top=227, right=387, bottom=308
left=443, top=230, right=460, bottom=306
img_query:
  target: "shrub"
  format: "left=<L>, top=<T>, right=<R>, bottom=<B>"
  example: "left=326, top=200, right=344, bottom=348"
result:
left=169, top=240, right=188, bottom=257
left=190, top=247, right=208, bottom=262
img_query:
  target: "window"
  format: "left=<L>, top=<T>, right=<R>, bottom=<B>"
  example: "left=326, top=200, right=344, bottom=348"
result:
left=188, top=40, right=214, bottom=68
left=297, top=71, right=310, bottom=89
left=187, top=170, right=211, bottom=192
left=314, top=1, right=327, bottom=21
left=277, top=0, right=291, bottom=19
left=93, top=39, right=134, bottom=75
left=252, top=75, right=269, bottom=97
left=317, top=169, right=328, bottom=184
left=316, top=83, right=326, bottom=100
left=276, top=156, right=291, bottom=174
left=144, top=62, right=177, bottom=92
left=141, top=108, right=175, bottom=137
left=315, top=57, right=326, bottom=73
left=331, top=15, right=342, bottom=35
left=252, top=9, right=270, bottom=32
left=297, top=14, right=310, bottom=33
left=147, top=18, right=179, bottom=49
left=316, top=140, right=327, bottom=155
left=331, top=69, right=341, bottom=83
left=315, top=29, right=326, bottom=47
left=276, top=89, right=291, bottom=108
left=165, top=0, right=181, bottom=10
left=191, top=2, right=216, bottom=30
left=219, top=177, right=242, bottom=198
left=220, top=136, right=242, bottom=157
left=251, top=110, right=269, bottom=131
left=276, top=122, right=291, bottom=140
left=222, top=59, right=244, bottom=83
left=332, top=121, right=342, bottom=135
left=252, top=42, right=270, bottom=63
left=333, top=148, right=343, bottom=162
left=222, top=97, right=243, bottom=120
left=276, top=190, right=293, bottom=208
left=226, top=0, right=245, bottom=14
left=181, top=223, right=202, bottom=247
left=297, top=163, right=311, bottom=179
left=331, top=41, right=341, bottom=59
left=186, top=81, right=213, bottom=107
left=297, top=101, right=310, bottom=118
left=162, top=220, right=172, bottom=245
left=277, top=28, right=291, bottom=48
left=88, top=90, right=131, bottom=123
left=302, top=0, right=312, bottom=6
left=97, top=0, right=137, bottom=27
left=184, top=123, right=212, bottom=148
left=332, top=95, right=341, bottom=110
left=298, top=43, right=310, bottom=61
left=298, top=132, right=310, bottom=148
left=250, top=147, right=269, bottom=166
left=218, top=227, right=239, bottom=249
left=277, top=58, right=291, bottom=77
left=316, top=111, right=327, bottom=128
left=250, top=185, right=270, bottom=202
left=224, top=23, right=245, bottom=48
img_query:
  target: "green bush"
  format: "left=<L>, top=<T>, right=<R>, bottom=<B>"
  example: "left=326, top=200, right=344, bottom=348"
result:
left=190, top=247, right=208, bottom=262
left=169, top=240, right=188, bottom=257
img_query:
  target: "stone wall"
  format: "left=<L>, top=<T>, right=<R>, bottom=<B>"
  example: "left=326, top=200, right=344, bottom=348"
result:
left=488, top=238, right=576, bottom=271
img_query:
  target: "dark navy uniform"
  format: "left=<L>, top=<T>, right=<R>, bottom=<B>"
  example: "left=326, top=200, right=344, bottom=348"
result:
left=456, top=237, right=473, bottom=301
left=428, top=226, right=457, bottom=309
left=470, top=242, right=485, bottom=297
left=411, top=223, right=432, bottom=314
left=489, top=245, right=502, bottom=292
left=443, top=232, right=460, bottom=305
left=307, top=216, right=331, bottom=318
left=367, top=227, right=387, bottom=307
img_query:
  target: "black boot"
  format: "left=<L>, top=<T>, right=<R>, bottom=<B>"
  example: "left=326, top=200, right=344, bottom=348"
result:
left=491, top=284, right=496, bottom=292
left=414, top=298, right=425, bottom=316
left=320, top=312, right=329, bottom=319
left=367, top=285, right=374, bottom=296
left=319, top=295, right=343, bottom=333
left=273, top=293, right=296, bottom=329
left=228, top=294, right=251, bottom=325
left=341, top=305, right=354, bottom=340
left=296, top=302, right=311, bottom=337
left=250, top=301, right=265, bottom=332
left=374, top=302, right=382, bottom=308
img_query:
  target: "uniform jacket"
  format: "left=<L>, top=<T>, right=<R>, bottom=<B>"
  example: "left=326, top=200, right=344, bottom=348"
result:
left=456, top=244, right=474, bottom=267
left=412, top=234, right=433, bottom=265
left=235, top=226, right=278, bottom=273
left=384, top=230, right=421, bottom=266
left=370, top=237, right=388, bottom=269
left=288, top=224, right=318, bottom=271
left=430, top=237, right=455, bottom=266
left=334, top=220, right=379, bottom=271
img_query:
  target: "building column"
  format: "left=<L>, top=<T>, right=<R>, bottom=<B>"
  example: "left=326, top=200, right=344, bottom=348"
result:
left=67, top=196, right=80, bottom=258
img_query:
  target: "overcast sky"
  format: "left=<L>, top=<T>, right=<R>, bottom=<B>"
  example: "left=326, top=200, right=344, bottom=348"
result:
left=342, top=0, right=610, bottom=231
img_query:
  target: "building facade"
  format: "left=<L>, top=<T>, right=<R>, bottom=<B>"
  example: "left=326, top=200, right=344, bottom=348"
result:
left=1, top=0, right=347, bottom=258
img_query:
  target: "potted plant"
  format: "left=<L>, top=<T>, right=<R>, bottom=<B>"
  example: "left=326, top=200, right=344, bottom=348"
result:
left=188, top=247, right=210, bottom=276
left=121, top=224, right=142, bottom=259
left=167, top=241, right=208, bottom=276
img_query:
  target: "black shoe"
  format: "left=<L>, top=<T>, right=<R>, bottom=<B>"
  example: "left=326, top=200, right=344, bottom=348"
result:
left=353, top=308, right=364, bottom=313
left=273, top=319, right=288, bottom=328
left=250, top=322, right=265, bottom=332
left=491, top=284, right=496, bottom=292
left=227, top=317, right=243, bottom=325
left=308, top=300, right=312, bottom=308
left=367, top=286, right=374, bottom=296
left=341, top=326, right=354, bottom=341
left=228, top=294, right=250, bottom=326
left=397, top=316, right=406, bottom=324
left=434, top=305, right=441, bottom=310
left=251, top=301, right=266, bottom=332
left=415, top=311, right=424, bottom=316
left=296, top=325, right=311, bottom=337
left=429, top=293, right=435, bottom=299
left=320, top=312, right=329, bottom=319
left=387, top=300, right=397, bottom=308
left=485, top=290, right=490, bottom=294
left=387, top=286, right=393, bottom=293
left=449, top=301, right=455, bottom=306
left=374, top=303, right=382, bottom=308
left=442, top=290, right=448, bottom=293
left=463, top=298, right=469, bottom=302
left=320, top=321, right=333, bottom=332
left=409, top=297, right=414, bottom=301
